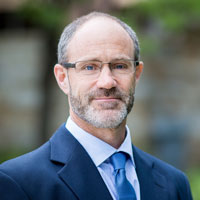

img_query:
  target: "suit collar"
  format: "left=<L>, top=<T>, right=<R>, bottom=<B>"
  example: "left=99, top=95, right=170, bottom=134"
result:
left=50, top=124, right=113, bottom=200
left=66, top=117, right=135, bottom=167
left=50, top=123, right=78, bottom=164
left=133, top=146, right=168, bottom=200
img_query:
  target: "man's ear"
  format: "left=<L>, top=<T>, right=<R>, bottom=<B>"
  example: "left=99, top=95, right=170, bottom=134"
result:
left=135, top=61, right=144, bottom=83
left=54, top=64, right=69, bottom=95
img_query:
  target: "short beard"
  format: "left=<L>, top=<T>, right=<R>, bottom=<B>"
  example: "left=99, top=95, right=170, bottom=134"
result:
left=69, top=87, right=135, bottom=129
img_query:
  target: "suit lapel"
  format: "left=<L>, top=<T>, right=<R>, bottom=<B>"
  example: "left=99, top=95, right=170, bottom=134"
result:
left=50, top=124, right=113, bottom=200
left=133, top=146, right=169, bottom=200
left=50, top=124, right=169, bottom=200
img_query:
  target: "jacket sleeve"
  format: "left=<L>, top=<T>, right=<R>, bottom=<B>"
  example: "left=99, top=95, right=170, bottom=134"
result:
left=184, top=174, right=193, bottom=200
left=0, top=171, right=29, bottom=200
left=178, top=172, right=193, bottom=200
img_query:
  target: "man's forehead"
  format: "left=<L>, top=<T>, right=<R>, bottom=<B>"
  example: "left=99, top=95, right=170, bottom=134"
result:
left=72, top=16, right=129, bottom=40
left=67, top=16, right=134, bottom=61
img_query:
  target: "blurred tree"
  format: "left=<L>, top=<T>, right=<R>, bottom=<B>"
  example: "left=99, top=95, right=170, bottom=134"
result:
left=114, top=0, right=200, bottom=55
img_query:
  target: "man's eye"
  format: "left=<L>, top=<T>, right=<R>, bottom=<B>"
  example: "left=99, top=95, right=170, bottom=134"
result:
left=82, top=63, right=100, bottom=71
left=80, top=64, right=96, bottom=71
left=113, top=63, right=128, bottom=69
left=85, top=65, right=94, bottom=70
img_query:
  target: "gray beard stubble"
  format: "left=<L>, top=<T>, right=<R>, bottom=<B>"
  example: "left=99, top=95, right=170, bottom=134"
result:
left=69, top=87, right=135, bottom=129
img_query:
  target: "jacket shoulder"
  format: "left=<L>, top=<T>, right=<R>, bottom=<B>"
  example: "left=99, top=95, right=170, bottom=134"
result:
left=134, top=146, right=188, bottom=178
left=134, top=146, right=193, bottom=199
left=0, top=141, right=51, bottom=181
left=0, top=142, right=52, bottom=199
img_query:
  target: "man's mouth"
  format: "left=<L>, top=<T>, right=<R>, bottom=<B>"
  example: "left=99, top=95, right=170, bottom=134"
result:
left=87, top=88, right=125, bottom=104
left=93, top=97, right=121, bottom=102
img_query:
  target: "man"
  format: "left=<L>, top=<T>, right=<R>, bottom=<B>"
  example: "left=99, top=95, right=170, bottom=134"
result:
left=0, top=12, right=193, bottom=200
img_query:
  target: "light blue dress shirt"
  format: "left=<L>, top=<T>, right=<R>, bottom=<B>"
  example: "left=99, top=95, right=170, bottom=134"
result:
left=66, top=117, right=140, bottom=200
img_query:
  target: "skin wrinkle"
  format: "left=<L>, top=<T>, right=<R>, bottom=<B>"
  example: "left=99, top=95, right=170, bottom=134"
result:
left=67, top=18, right=133, bottom=63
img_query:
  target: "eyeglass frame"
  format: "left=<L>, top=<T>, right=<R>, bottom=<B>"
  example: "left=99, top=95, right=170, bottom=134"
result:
left=60, top=59, right=140, bottom=77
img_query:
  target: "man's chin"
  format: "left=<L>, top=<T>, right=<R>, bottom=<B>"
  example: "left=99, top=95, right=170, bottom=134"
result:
left=92, top=108, right=122, bottom=115
left=84, top=107, right=128, bottom=128
left=91, top=101, right=123, bottom=110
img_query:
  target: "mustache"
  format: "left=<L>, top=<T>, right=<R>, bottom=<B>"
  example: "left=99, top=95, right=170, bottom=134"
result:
left=87, top=88, right=128, bottom=101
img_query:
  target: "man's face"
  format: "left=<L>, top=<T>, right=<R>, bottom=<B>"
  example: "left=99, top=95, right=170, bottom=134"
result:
left=62, top=17, right=140, bottom=128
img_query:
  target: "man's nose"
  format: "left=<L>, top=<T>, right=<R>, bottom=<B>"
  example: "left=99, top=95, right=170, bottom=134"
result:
left=96, top=65, right=117, bottom=89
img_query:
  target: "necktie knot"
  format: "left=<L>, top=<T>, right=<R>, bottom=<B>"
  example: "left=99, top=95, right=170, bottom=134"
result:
left=110, top=152, right=127, bottom=170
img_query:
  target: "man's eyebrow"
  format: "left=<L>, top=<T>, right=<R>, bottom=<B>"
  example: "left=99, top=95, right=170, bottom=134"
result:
left=78, top=58, right=101, bottom=62
left=75, top=56, right=100, bottom=62
left=77, top=55, right=133, bottom=62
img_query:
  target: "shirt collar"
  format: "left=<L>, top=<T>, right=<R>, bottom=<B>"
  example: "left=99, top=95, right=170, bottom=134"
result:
left=65, top=117, right=135, bottom=167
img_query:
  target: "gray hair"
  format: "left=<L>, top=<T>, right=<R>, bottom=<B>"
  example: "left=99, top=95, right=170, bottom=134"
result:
left=57, top=11, right=140, bottom=64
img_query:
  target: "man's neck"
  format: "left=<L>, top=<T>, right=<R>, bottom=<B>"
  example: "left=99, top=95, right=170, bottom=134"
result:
left=70, top=112, right=127, bottom=149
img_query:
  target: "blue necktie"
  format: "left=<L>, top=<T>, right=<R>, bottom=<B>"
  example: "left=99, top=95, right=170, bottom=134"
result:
left=110, top=152, right=137, bottom=200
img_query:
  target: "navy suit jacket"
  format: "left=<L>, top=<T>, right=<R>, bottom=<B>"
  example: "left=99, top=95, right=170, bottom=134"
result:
left=0, top=124, right=193, bottom=200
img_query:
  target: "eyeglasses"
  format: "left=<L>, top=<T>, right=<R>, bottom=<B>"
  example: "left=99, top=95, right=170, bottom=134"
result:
left=61, top=59, right=139, bottom=78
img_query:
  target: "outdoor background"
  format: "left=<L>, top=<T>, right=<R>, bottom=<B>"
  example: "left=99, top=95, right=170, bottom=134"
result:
left=0, top=0, right=200, bottom=198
